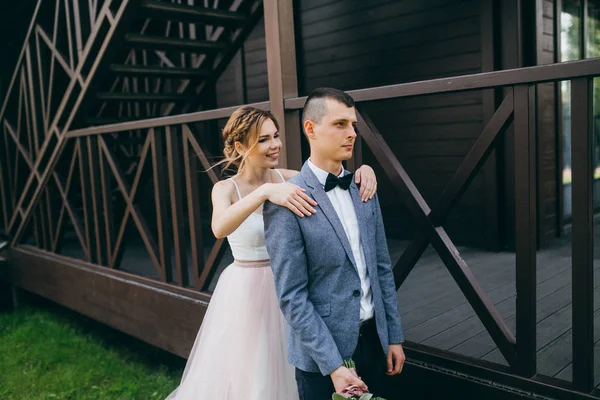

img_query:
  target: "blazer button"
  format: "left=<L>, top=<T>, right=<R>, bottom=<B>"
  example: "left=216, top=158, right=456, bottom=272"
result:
left=353, top=290, right=361, bottom=297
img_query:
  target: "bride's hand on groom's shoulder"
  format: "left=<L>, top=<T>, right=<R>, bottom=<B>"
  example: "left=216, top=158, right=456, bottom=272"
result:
left=330, top=365, right=368, bottom=394
left=354, top=165, right=378, bottom=202
left=386, top=344, right=406, bottom=376
left=262, top=182, right=318, bottom=217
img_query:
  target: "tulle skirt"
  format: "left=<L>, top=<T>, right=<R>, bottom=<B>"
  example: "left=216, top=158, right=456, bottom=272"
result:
left=165, top=260, right=299, bottom=400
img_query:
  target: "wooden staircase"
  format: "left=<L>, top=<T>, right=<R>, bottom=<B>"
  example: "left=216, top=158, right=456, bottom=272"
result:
left=78, top=0, right=263, bottom=127
left=0, top=0, right=263, bottom=246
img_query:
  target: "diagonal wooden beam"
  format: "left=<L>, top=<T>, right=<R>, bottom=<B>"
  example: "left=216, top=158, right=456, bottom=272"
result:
left=390, top=91, right=515, bottom=288
left=356, top=109, right=517, bottom=368
left=184, top=127, right=220, bottom=185
left=197, top=238, right=227, bottom=292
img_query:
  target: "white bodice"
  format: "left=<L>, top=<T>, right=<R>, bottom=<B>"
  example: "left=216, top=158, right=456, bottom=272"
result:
left=226, top=170, right=285, bottom=261
left=227, top=212, right=270, bottom=261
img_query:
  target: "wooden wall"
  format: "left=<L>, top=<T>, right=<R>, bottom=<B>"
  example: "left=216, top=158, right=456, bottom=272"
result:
left=214, top=0, right=562, bottom=249
left=295, top=0, right=487, bottom=246
left=216, top=0, right=490, bottom=247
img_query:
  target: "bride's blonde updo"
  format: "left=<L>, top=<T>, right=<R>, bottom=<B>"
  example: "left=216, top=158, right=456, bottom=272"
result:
left=218, top=106, right=279, bottom=173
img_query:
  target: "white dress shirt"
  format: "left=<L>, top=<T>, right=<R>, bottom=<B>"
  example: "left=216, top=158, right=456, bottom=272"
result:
left=308, top=159, right=375, bottom=321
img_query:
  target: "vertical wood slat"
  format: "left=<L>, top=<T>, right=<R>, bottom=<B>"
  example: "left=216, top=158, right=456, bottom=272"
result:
left=23, top=63, right=46, bottom=249
left=151, top=127, right=172, bottom=283
left=24, top=60, right=50, bottom=251
left=87, top=136, right=107, bottom=265
left=571, top=77, right=594, bottom=392
left=1, top=122, right=15, bottom=225
left=77, top=138, right=93, bottom=263
left=166, top=126, right=188, bottom=287
left=513, top=84, right=537, bottom=377
left=481, top=0, right=501, bottom=251
left=44, top=188, right=55, bottom=251
left=0, top=153, right=8, bottom=233
left=264, top=0, right=302, bottom=170
left=555, top=0, right=565, bottom=237
left=182, top=128, right=205, bottom=289
left=98, top=137, right=115, bottom=265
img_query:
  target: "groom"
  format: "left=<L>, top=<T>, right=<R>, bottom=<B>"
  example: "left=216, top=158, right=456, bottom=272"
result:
left=264, top=87, right=405, bottom=399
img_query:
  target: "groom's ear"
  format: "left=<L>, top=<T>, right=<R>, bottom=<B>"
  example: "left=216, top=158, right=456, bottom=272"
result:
left=303, top=119, right=316, bottom=140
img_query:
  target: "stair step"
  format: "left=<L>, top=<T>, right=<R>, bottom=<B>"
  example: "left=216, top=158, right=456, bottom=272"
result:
left=109, top=64, right=212, bottom=78
left=141, top=0, right=247, bottom=26
left=124, top=33, right=227, bottom=53
left=96, top=92, right=192, bottom=102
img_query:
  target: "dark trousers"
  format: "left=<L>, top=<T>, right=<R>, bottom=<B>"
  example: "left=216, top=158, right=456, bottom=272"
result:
left=295, top=318, right=393, bottom=400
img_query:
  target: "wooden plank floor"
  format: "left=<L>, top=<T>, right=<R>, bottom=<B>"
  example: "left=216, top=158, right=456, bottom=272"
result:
left=56, top=223, right=600, bottom=386
left=390, top=227, right=600, bottom=387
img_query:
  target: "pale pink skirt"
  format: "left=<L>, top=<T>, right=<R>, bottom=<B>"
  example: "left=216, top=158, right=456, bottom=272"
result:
left=165, top=260, right=299, bottom=400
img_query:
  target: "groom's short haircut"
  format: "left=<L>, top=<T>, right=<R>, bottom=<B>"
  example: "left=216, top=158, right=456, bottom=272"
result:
left=302, top=87, right=355, bottom=125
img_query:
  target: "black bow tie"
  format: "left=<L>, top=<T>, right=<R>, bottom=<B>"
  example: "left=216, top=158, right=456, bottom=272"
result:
left=324, top=172, right=354, bottom=192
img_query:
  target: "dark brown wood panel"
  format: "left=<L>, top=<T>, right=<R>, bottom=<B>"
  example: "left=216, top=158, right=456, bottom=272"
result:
left=243, top=17, right=269, bottom=103
left=214, top=0, right=489, bottom=246
left=536, top=0, right=559, bottom=246
left=9, top=246, right=208, bottom=358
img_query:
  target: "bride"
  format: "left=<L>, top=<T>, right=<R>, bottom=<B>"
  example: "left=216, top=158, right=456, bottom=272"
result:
left=166, top=106, right=379, bottom=399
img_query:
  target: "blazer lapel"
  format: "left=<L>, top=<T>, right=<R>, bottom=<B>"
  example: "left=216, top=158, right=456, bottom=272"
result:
left=300, top=163, right=358, bottom=270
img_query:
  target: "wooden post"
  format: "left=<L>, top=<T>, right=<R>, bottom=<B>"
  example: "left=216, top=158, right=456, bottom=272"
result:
left=481, top=0, right=501, bottom=251
left=514, top=84, right=537, bottom=378
left=264, top=0, right=302, bottom=170
left=571, top=77, right=594, bottom=393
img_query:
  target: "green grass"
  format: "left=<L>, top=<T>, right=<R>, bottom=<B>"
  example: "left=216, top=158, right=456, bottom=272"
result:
left=0, top=299, right=184, bottom=400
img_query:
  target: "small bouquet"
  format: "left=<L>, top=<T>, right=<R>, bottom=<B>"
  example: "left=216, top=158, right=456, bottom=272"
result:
left=331, top=360, right=388, bottom=400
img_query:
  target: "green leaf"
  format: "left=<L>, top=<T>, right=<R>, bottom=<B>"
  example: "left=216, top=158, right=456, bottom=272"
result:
left=332, top=394, right=348, bottom=400
left=359, top=394, right=373, bottom=400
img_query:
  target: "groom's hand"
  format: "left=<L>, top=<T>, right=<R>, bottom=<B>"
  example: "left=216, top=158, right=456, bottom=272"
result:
left=386, top=344, right=406, bottom=375
left=330, top=366, right=368, bottom=393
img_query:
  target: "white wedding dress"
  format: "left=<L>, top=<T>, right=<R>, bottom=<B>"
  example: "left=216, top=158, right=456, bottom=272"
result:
left=166, top=170, right=299, bottom=400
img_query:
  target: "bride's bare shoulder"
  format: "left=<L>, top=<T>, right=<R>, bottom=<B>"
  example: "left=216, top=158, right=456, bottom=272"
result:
left=276, top=169, right=299, bottom=181
left=212, top=179, right=237, bottom=200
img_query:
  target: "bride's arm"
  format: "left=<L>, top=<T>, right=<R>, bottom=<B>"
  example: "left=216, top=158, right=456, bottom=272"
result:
left=211, top=180, right=268, bottom=239
left=211, top=179, right=318, bottom=239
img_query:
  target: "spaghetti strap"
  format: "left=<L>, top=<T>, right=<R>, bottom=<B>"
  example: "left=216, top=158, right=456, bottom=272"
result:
left=274, top=169, right=285, bottom=183
left=228, top=178, right=242, bottom=200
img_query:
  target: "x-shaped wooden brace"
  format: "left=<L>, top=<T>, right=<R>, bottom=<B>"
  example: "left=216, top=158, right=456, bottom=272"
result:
left=51, top=140, right=84, bottom=253
left=4, top=121, right=89, bottom=259
left=98, top=134, right=162, bottom=275
left=356, top=90, right=516, bottom=367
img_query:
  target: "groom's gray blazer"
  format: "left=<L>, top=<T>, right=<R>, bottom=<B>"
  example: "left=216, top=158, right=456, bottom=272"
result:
left=263, top=162, right=404, bottom=376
